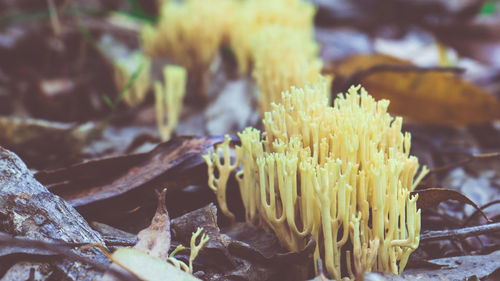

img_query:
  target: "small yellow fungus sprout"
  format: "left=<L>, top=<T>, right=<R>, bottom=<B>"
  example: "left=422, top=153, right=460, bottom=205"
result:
left=167, top=227, right=209, bottom=274
left=188, top=227, right=210, bottom=273
left=202, top=135, right=239, bottom=221
left=251, top=26, right=323, bottom=114
left=205, top=77, right=429, bottom=279
left=229, top=0, right=316, bottom=75
left=114, top=52, right=152, bottom=107
left=155, top=65, right=187, bottom=141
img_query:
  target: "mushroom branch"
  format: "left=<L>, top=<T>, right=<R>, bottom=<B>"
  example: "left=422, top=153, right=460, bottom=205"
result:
left=204, top=76, right=429, bottom=279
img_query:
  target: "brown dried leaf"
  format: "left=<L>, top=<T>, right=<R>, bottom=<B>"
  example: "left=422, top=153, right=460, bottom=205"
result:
left=134, top=189, right=171, bottom=260
left=411, top=188, right=490, bottom=221
left=331, top=54, right=500, bottom=126
left=35, top=136, right=225, bottom=209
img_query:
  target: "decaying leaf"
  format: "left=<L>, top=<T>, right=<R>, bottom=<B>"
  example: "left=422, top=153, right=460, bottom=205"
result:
left=35, top=136, right=226, bottom=211
left=225, top=222, right=316, bottom=265
left=101, top=189, right=205, bottom=281
left=330, top=54, right=500, bottom=126
left=411, top=187, right=490, bottom=221
left=134, top=189, right=171, bottom=260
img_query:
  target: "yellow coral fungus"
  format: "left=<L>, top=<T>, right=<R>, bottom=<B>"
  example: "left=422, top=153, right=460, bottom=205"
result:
left=228, top=0, right=316, bottom=74
left=141, top=0, right=231, bottom=71
left=155, top=65, right=187, bottom=141
left=202, top=135, right=238, bottom=221
left=251, top=26, right=323, bottom=114
left=167, top=227, right=209, bottom=274
left=205, top=77, right=428, bottom=279
left=113, top=52, right=152, bottom=107
left=142, top=0, right=321, bottom=112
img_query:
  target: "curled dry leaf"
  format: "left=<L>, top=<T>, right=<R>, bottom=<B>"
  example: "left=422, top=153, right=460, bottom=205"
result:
left=330, top=54, right=500, bottom=126
left=411, top=187, right=490, bottom=222
left=101, top=189, right=200, bottom=281
left=134, top=188, right=171, bottom=260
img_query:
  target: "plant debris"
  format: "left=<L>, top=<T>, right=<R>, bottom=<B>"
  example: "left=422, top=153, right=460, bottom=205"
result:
left=2, top=0, right=500, bottom=280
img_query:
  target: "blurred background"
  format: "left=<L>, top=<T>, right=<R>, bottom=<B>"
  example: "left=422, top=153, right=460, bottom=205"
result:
left=1, top=0, right=500, bottom=267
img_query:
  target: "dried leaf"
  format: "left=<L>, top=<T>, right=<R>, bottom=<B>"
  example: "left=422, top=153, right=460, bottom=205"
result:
left=104, top=248, right=200, bottom=281
left=411, top=188, right=490, bottom=221
left=35, top=136, right=225, bottom=209
left=331, top=54, right=500, bottom=126
left=134, top=189, right=171, bottom=260
left=225, top=222, right=315, bottom=265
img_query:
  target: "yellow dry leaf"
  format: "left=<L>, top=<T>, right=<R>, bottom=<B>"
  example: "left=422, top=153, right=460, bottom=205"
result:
left=102, top=248, right=200, bottom=281
left=332, top=54, right=500, bottom=127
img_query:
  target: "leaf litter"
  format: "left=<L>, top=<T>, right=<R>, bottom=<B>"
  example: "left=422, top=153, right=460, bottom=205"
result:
left=1, top=0, right=500, bottom=280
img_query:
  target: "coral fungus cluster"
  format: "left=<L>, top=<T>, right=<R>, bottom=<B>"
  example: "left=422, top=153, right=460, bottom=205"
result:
left=205, top=77, right=428, bottom=279
left=141, top=0, right=321, bottom=113
left=229, top=0, right=321, bottom=114
left=141, top=0, right=231, bottom=72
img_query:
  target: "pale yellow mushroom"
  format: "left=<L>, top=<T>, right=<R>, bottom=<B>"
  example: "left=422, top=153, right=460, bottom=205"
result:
left=155, top=65, right=187, bottom=141
left=205, top=76, right=428, bottom=279
left=142, top=0, right=321, bottom=112
left=167, top=227, right=209, bottom=274
left=141, top=0, right=231, bottom=71
left=202, top=135, right=239, bottom=221
left=251, top=25, right=323, bottom=114
left=228, top=0, right=316, bottom=75
left=188, top=227, right=210, bottom=273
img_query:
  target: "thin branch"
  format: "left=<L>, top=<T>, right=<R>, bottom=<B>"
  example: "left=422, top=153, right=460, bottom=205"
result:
left=462, top=199, right=500, bottom=227
left=103, top=236, right=137, bottom=247
left=431, top=152, right=500, bottom=174
left=421, top=222, right=500, bottom=242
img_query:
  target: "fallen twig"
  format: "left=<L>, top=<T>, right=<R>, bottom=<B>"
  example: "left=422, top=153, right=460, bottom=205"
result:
left=431, top=152, right=500, bottom=174
left=462, top=199, right=500, bottom=227
left=0, top=232, right=140, bottom=281
left=421, top=222, right=500, bottom=242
